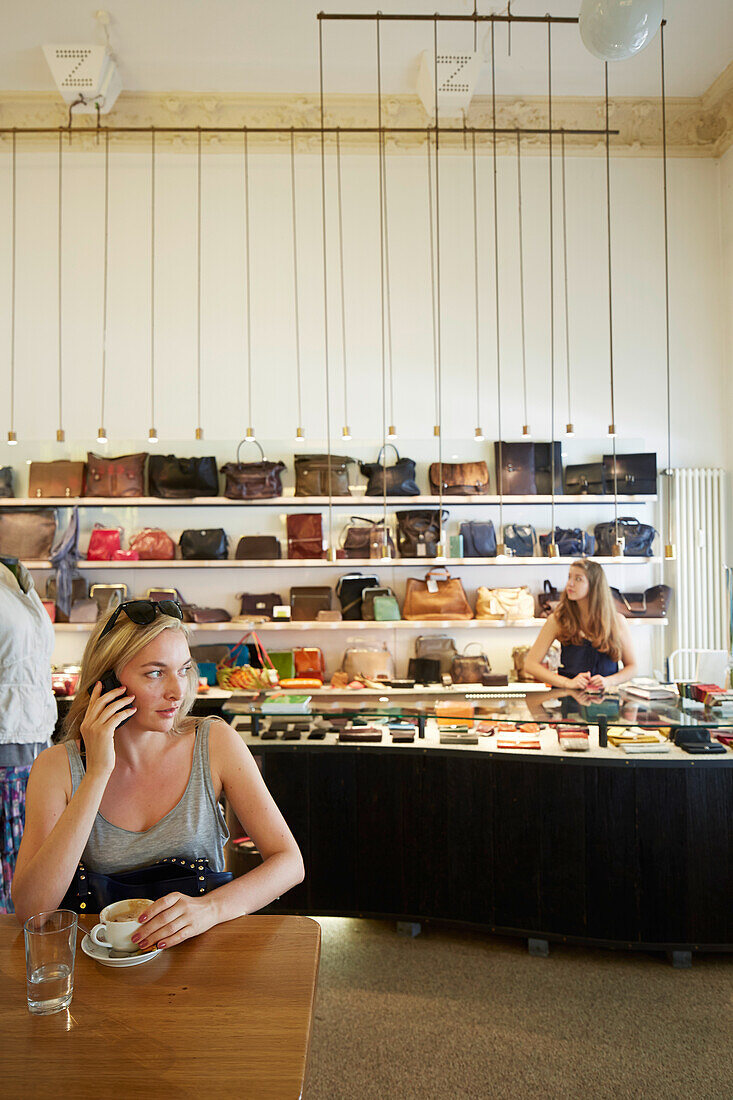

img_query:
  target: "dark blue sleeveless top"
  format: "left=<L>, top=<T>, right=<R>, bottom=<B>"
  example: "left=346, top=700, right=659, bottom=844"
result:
left=560, top=640, right=618, bottom=679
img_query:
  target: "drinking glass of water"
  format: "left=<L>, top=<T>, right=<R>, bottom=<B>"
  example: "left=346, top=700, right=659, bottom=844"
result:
left=23, top=910, right=78, bottom=1015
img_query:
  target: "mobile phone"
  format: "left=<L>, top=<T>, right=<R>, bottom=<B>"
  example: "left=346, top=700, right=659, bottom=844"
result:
left=97, top=669, right=133, bottom=727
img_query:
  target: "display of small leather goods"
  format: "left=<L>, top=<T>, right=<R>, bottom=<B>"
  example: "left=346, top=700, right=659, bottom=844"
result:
left=434, top=700, right=475, bottom=728
left=428, top=461, right=489, bottom=496
left=287, top=513, right=325, bottom=559
left=0, top=508, right=57, bottom=559
left=402, top=568, right=473, bottom=621
left=294, top=454, right=354, bottom=496
left=28, top=460, right=86, bottom=499
left=85, top=452, right=147, bottom=497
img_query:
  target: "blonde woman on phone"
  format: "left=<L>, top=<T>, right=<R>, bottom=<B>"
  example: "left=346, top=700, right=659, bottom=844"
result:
left=524, top=560, right=637, bottom=691
left=13, top=600, right=303, bottom=949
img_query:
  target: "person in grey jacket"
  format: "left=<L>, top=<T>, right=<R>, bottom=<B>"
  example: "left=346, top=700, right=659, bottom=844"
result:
left=0, top=558, right=56, bottom=913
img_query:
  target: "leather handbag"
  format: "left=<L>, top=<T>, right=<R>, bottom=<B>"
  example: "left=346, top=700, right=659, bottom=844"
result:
left=341, top=645, right=395, bottom=681
left=403, top=569, right=473, bottom=621
left=28, top=461, right=86, bottom=499
left=428, top=461, right=490, bottom=496
left=69, top=598, right=99, bottom=623
left=235, top=535, right=282, bottom=560
left=361, top=586, right=394, bottom=621
left=237, top=592, right=283, bottom=621
left=90, top=583, right=127, bottom=616
left=290, top=586, right=332, bottom=621
left=395, top=510, right=448, bottom=558
left=148, top=455, right=219, bottom=498
left=293, top=647, right=325, bottom=680
left=538, top=579, right=562, bottom=618
left=566, top=463, right=607, bottom=495
left=0, top=509, right=57, bottom=559
left=85, top=452, right=147, bottom=497
left=286, top=513, right=325, bottom=559
left=86, top=524, right=122, bottom=561
left=0, top=467, right=13, bottom=498
left=460, top=521, right=497, bottom=558
left=539, top=527, right=595, bottom=557
left=504, top=524, right=536, bottom=557
left=47, top=575, right=88, bottom=623
left=594, top=517, right=656, bottom=557
left=61, top=856, right=232, bottom=913
left=129, top=528, right=176, bottom=560
left=533, top=442, right=564, bottom=495
left=221, top=440, right=286, bottom=501
left=359, top=444, right=420, bottom=497
left=179, top=528, right=228, bottom=560
left=336, top=573, right=380, bottom=620
left=495, top=442, right=536, bottom=495
left=340, top=516, right=395, bottom=559
left=294, top=454, right=354, bottom=496
left=611, top=584, right=672, bottom=618
left=373, top=594, right=401, bottom=621
left=451, top=643, right=492, bottom=685
left=475, top=585, right=535, bottom=620
left=182, top=605, right=232, bottom=624
left=415, top=634, right=457, bottom=675
left=602, top=452, right=657, bottom=495
left=112, top=549, right=139, bottom=561
left=407, top=657, right=441, bottom=684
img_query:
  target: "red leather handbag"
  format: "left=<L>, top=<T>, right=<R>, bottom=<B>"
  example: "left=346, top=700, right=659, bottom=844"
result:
left=129, top=528, right=176, bottom=560
left=87, top=525, right=122, bottom=561
left=293, top=647, right=326, bottom=680
left=112, top=549, right=140, bottom=561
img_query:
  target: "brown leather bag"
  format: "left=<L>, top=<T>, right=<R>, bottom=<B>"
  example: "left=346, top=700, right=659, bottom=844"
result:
left=286, top=513, right=325, bottom=559
left=450, top=643, right=492, bottom=684
left=0, top=509, right=57, bottom=558
left=182, top=605, right=232, bottom=624
left=611, top=584, right=672, bottom=618
left=28, top=461, right=86, bottom=499
left=220, top=440, right=285, bottom=501
left=340, top=517, right=395, bottom=559
left=403, top=568, right=473, bottom=621
left=294, top=454, right=354, bottom=496
left=85, top=452, right=147, bottom=497
left=235, top=536, right=282, bottom=560
left=129, top=528, right=176, bottom=560
left=290, top=586, right=332, bottom=622
left=428, top=461, right=489, bottom=495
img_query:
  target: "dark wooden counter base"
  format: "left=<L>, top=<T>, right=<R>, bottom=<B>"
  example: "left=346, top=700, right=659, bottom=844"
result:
left=256, top=747, right=733, bottom=952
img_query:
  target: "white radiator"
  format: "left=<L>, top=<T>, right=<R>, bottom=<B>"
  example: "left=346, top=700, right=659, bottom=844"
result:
left=669, top=468, right=728, bottom=678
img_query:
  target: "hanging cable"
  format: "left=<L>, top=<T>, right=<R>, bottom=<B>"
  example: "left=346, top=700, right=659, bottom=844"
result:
left=97, top=129, right=110, bottom=444
left=547, top=21, right=558, bottom=553
left=604, top=64, right=621, bottom=549
left=318, top=17, right=335, bottom=559
left=376, top=15, right=391, bottom=549
left=472, top=129, right=484, bottom=442
left=491, top=23, right=504, bottom=551
left=433, top=16, right=445, bottom=553
left=660, top=25, right=675, bottom=560
left=57, top=129, right=65, bottom=442
left=516, top=130, right=529, bottom=438
left=148, top=128, right=157, bottom=442
left=560, top=129, right=573, bottom=437
left=427, top=130, right=440, bottom=435
left=195, top=128, right=203, bottom=439
left=7, top=131, right=17, bottom=445
left=290, top=130, right=305, bottom=440
left=335, top=129, right=351, bottom=441
left=382, top=130, right=396, bottom=438
left=243, top=128, right=254, bottom=440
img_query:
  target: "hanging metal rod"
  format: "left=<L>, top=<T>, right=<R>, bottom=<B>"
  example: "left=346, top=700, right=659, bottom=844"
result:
left=0, top=125, right=619, bottom=137
left=318, top=12, right=580, bottom=24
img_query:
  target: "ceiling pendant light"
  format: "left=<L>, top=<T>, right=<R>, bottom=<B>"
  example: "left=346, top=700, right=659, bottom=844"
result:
left=289, top=130, right=305, bottom=443
left=579, top=0, right=663, bottom=62
left=335, top=130, right=351, bottom=442
left=7, top=131, right=18, bottom=446
left=56, top=129, right=65, bottom=443
left=148, top=128, right=158, bottom=444
left=515, top=129, right=531, bottom=440
left=471, top=129, right=485, bottom=443
left=243, top=127, right=255, bottom=443
left=560, top=129, right=574, bottom=439
left=490, top=24, right=506, bottom=557
left=432, top=16, right=445, bottom=560
left=97, top=129, right=110, bottom=446
left=195, top=127, right=204, bottom=441
left=660, top=25, right=675, bottom=561
left=319, top=18, right=337, bottom=562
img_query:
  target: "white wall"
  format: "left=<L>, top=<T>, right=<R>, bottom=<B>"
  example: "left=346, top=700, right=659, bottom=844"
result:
left=0, top=145, right=726, bottom=676
left=720, top=146, right=733, bottom=557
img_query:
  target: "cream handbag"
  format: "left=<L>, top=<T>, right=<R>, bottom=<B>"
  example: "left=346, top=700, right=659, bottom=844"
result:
left=475, top=585, right=535, bottom=620
left=341, top=644, right=395, bottom=681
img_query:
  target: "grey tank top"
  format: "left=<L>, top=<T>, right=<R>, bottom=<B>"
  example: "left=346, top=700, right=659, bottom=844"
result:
left=65, top=718, right=229, bottom=874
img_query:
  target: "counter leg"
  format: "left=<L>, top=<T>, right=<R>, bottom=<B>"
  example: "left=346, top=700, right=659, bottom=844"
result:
left=598, top=715, right=608, bottom=749
left=251, top=713, right=260, bottom=738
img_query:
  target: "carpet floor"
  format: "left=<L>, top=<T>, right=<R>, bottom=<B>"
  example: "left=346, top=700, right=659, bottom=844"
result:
left=305, top=918, right=733, bottom=1100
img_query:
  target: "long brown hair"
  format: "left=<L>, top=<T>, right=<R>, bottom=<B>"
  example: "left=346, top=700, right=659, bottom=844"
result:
left=61, top=611, right=198, bottom=743
left=554, top=560, right=622, bottom=661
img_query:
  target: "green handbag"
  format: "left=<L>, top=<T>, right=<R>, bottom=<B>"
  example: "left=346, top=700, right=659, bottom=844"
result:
left=268, top=650, right=295, bottom=680
left=373, top=594, right=401, bottom=621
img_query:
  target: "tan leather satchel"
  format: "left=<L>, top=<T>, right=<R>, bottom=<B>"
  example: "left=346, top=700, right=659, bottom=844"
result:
left=403, top=568, right=473, bottom=621
left=28, top=461, right=86, bottom=499
left=476, top=585, right=535, bottom=620
left=341, top=645, right=395, bottom=681
left=428, top=461, right=489, bottom=496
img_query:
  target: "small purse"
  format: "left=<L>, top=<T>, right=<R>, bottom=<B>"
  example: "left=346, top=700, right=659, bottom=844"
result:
left=235, top=536, right=282, bottom=560
left=290, top=586, right=332, bottom=622
left=148, top=455, right=219, bottom=498
left=539, top=527, right=595, bottom=557
left=179, top=529, right=228, bottom=560
left=361, top=586, right=394, bottom=621
left=373, top=594, right=401, bottom=621
left=293, top=647, right=325, bottom=680
left=475, top=586, right=535, bottom=620
left=503, top=524, right=536, bottom=557
left=182, top=605, right=232, bottom=624
left=335, top=573, right=380, bottom=620
left=359, top=444, right=420, bottom=497
left=459, top=521, right=497, bottom=558
left=237, top=592, right=283, bottom=621
left=286, top=513, right=325, bottom=559
left=294, top=454, right=354, bottom=496
left=85, top=452, right=147, bottom=497
left=86, top=524, right=122, bottom=561
left=428, top=461, right=490, bottom=496
left=220, top=440, right=286, bottom=501
left=129, top=528, right=176, bottom=560
left=403, top=569, right=473, bottom=621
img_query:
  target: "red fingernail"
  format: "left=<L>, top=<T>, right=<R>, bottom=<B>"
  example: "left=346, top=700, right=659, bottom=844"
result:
left=138, top=914, right=147, bottom=922
left=158, top=942, right=166, bottom=949
left=131, top=933, right=140, bottom=942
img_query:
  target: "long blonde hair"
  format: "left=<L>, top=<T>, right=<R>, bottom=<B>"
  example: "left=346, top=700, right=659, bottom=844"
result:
left=62, top=611, right=198, bottom=743
left=554, top=559, right=622, bottom=661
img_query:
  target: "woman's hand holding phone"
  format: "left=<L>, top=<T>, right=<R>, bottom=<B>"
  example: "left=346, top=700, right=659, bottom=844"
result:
left=80, top=681, right=137, bottom=779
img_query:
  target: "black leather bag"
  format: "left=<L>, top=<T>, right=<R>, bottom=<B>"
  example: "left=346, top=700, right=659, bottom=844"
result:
left=602, top=453, right=657, bottom=495
left=495, top=442, right=536, bottom=495
left=565, top=463, right=607, bottom=495
left=61, top=856, right=232, bottom=913
left=359, top=444, right=420, bottom=497
left=396, top=510, right=448, bottom=558
left=336, top=573, right=380, bottom=620
left=0, top=467, right=13, bottom=498
left=235, top=536, right=282, bottom=560
left=149, top=455, right=219, bottom=498
left=594, top=517, right=657, bottom=557
left=504, top=524, right=536, bottom=557
left=407, top=657, right=441, bottom=685
left=179, top=528, right=228, bottom=560
left=540, top=527, right=595, bottom=557
left=460, top=521, right=497, bottom=558
left=533, top=442, right=564, bottom=495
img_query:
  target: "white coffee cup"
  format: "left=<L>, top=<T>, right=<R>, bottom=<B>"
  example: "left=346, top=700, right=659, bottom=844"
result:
left=90, top=898, right=153, bottom=952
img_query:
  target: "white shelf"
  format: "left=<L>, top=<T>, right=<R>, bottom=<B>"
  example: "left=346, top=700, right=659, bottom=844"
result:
left=26, top=556, right=661, bottom=570
left=5, top=494, right=658, bottom=509
left=53, top=617, right=668, bottom=633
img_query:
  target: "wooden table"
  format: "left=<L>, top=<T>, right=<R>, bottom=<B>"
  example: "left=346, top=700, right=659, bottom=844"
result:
left=0, top=913, right=320, bottom=1099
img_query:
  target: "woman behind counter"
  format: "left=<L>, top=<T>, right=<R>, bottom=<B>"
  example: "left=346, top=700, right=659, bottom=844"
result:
left=523, top=560, right=637, bottom=691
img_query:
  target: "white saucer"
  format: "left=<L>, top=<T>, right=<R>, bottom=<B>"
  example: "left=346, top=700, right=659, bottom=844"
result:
left=81, top=932, right=161, bottom=968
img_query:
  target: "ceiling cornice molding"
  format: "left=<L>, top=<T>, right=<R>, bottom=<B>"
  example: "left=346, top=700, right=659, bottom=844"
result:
left=0, top=65, right=731, bottom=157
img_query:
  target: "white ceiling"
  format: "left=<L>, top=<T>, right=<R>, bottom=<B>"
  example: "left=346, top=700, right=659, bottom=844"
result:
left=1, top=1, right=731, bottom=101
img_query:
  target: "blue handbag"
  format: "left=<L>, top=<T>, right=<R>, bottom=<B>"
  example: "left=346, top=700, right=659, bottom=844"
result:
left=60, top=857, right=233, bottom=913
left=504, top=524, right=536, bottom=557
left=540, top=527, right=595, bottom=557
left=460, top=521, right=497, bottom=558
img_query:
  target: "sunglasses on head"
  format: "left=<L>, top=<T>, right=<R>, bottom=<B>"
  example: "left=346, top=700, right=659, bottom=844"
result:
left=98, top=599, right=183, bottom=641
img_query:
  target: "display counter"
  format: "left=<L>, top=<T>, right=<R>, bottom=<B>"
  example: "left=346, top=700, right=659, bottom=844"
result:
left=223, top=690, right=733, bottom=959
